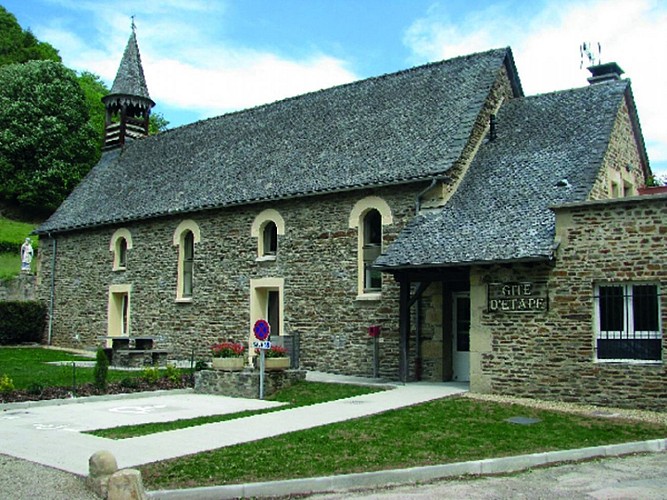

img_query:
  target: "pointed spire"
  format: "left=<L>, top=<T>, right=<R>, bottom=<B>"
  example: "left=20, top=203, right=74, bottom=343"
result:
left=102, top=21, right=155, bottom=150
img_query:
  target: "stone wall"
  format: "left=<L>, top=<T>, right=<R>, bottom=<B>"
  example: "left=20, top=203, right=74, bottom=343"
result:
left=195, top=368, right=306, bottom=399
left=0, top=274, right=36, bottom=301
left=37, top=185, right=420, bottom=379
left=472, top=195, right=667, bottom=410
left=589, top=96, right=646, bottom=200
left=36, top=67, right=514, bottom=381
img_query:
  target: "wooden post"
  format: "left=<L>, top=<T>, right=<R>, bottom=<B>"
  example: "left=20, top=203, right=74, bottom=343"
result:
left=399, top=278, right=410, bottom=383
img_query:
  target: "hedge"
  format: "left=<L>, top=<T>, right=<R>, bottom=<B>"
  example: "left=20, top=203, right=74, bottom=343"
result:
left=0, top=301, right=46, bottom=344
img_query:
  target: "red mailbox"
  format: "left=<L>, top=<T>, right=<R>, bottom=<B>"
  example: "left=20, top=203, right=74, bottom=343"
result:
left=368, top=325, right=381, bottom=337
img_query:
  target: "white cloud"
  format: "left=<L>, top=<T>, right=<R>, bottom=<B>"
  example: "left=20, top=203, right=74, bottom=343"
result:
left=35, top=0, right=358, bottom=120
left=404, top=0, right=667, bottom=173
left=146, top=53, right=356, bottom=118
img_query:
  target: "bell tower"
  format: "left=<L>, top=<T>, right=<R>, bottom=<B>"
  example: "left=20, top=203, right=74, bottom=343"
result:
left=102, top=21, right=155, bottom=150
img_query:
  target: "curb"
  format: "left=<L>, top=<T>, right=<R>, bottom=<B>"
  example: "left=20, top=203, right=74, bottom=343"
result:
left=147, top=438, right=667, bottom=499
left=0, top=388, right=194, bottom=411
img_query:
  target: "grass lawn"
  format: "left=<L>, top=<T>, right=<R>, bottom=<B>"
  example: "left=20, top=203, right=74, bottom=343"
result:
left=140, top=396, right=667, bottom=490
left=0, top=216, right=38, bottom=280
left=0, top=347, right=165, bottom=391
left=88, top=381, right=387, bottom=439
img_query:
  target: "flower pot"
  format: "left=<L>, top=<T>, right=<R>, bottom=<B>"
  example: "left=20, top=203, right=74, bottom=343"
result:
left=264, top=357, right=290, bottom=371
left=212, top=357, right=244, bottom=371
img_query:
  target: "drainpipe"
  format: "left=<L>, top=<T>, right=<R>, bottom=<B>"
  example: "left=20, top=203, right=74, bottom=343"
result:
left=47, top=234, right=56, bottom=345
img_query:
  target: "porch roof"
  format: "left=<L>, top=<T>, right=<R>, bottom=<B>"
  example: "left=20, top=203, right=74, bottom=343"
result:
left=376, top=80, right=634, bottom=270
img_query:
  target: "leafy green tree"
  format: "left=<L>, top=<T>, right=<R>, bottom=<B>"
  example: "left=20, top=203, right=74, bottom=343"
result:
left=0, top=6, right=60, bottom=66
left=77, top=71, right=108, bottom=149
left=149, top=111, right=170, bottom=135
left=0, top=60, right=99, bottom=214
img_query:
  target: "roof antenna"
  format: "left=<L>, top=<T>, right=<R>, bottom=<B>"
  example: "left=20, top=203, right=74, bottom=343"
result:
left=580, top=42, right=602, bottom=68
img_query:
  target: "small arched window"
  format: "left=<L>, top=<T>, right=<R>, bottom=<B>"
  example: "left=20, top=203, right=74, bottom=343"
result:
left=110, top=228, right=133, bottom=271
left=263, top=221, right=278, bottom=256
left=251, top=209, right=285, bottom=260
left=118, top=238, right=128, bottom=268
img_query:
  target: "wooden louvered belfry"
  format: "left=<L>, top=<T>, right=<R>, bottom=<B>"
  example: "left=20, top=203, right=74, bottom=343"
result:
left=102, top=21, right=155, bottom=150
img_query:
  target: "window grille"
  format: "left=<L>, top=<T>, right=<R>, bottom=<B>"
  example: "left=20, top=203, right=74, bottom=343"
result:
left=594, top=283, right=662, bottom=361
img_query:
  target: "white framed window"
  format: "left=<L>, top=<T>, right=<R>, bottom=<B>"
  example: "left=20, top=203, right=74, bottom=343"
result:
left=362, top=209, right=382, bottom=292
left=182, top=231, right=194, bottom=298
left=107, top=284, right=131, bottom=339
left=173, top=220, right=201, bottom=301
left=251, top=209, right=285, bottom=261
left=349, top=196, right=393, bottom=299
left=594, top=283, right=662, bottom=362
left=109, top=228, right=132, bottom=271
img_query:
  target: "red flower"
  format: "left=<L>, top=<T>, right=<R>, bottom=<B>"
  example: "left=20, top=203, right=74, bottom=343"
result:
left=211, top=342, right=245, bottom=358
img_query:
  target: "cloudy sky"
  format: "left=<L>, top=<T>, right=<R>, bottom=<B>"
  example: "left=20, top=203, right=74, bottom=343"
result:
left=4, top=0, right=667, bottom=175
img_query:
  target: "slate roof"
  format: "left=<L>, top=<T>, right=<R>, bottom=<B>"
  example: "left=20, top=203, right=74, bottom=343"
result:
left=375, top=80, right=637, bottom=269
left=37, top=47, right=520, bottom=234
left=103, top=29, right=153, bottom=105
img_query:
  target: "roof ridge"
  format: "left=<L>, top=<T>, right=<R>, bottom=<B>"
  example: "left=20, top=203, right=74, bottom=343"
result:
left=166, top=47, right=511, bottom=133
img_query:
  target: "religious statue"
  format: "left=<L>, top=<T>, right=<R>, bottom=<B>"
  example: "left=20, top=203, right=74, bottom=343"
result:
left=20, top=237, right=33, bottom=272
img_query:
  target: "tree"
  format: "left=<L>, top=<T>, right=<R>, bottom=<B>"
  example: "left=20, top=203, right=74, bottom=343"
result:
left=0, top=6, right=60, bottom=66
left=77, top=71, right=108, bottom=150
left=0, top=60, right=99, bottom=214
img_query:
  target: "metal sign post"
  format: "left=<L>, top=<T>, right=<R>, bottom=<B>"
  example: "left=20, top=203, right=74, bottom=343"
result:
left=253, top=319, right=271, bottom=400
left=259, top=348, right=265, bottom=399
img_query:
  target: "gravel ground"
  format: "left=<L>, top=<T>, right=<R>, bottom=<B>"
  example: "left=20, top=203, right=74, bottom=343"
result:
left=0, top=454, right=99, bottom=500
left=463, top=392, right=667, bottom=425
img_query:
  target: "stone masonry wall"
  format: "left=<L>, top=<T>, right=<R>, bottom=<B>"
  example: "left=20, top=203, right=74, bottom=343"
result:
left=589, top=96, right=646, bottom=200
left=37, top=185, right=419, bottom=379
left=473, top=195, right=667, bottom=411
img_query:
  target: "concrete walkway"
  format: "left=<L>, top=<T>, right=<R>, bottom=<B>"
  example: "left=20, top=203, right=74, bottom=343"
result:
left=0, top=373, right=467, bottom=476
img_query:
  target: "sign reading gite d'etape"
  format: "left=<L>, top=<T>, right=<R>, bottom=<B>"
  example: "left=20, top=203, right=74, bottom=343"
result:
left=488, top=282, right=548, bottom=313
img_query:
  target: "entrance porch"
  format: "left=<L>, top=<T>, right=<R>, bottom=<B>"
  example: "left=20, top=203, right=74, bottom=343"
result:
left=393, top=267, right=470, bottom=383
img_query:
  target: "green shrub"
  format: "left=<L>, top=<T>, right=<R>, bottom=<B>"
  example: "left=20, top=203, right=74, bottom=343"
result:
left=26, top=382, right=44, bottom=395
left=0, top=300, right=46, bottom=344
left=0, top=373, right=15, bottom=393
left=120, top=377, right=139, bottom=389
left=141, top=367, right=160, bottom=384
left=194, top=360, right=208, bottom=371
left=93, top=348, right=109, bottom=390
left=164, top=364, right=180, bottom=383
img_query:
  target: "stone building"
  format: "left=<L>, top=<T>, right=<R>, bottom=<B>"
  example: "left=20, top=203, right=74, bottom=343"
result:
left=35, top=30, right=667, bottom=409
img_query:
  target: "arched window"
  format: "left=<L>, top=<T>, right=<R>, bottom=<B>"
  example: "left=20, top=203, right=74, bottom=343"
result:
left=182, top=231, right=195, bottom=298
left=109, top=228, right=133, bottom=271
left=251, top=209, right=285, bottom=260
left=349, top=197, right=393, bottom=298
left=263, top=221, right=278, bottom=256
left=118, top=238, right=128, bottom=268
left=173, top=220, right=201, bottom=301
left=362, top=209, right=382, bottom=291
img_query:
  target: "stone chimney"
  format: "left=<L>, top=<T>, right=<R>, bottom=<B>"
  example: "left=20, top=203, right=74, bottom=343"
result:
left=587, top=62, right=624, bottom=85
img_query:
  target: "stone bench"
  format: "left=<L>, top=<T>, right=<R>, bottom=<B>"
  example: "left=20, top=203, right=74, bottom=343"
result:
left=107, top=336, right=155, bottom=350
